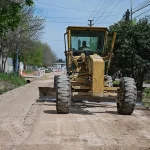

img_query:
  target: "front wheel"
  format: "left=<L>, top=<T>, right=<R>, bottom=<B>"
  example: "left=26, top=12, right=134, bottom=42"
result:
left=56, top=76, right=71, bottom=114
left=117, top=77, right=137, bottom=115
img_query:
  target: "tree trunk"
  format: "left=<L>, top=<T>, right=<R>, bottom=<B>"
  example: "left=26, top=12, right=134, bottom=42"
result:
left=0, top=45, right=3, bottom=73
left=13, top=56, right=16, bottom=72
left=23, top=57, right=27, bottom=70
left=136, top=67, right=145, bottom=91
left=0, top=53, right=2, bottom=73
left=1, top=52, right=5, bottom=73
left=3, top=57, right=7, bottom=73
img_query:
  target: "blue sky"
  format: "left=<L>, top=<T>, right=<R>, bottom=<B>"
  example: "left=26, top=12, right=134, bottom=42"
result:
left=34, top=0, right=148, bottom=59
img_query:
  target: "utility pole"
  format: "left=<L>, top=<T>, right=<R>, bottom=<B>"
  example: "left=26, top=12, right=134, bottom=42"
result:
left=130, top=0, right=133, bottom=21
left=88, top=19, right=94, bottom=27
left=130, top=0, right=134, bottom=77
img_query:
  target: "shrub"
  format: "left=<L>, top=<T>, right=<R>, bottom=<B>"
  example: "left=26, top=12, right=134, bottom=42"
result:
left=144, top=80, right=150, bottom=84
left=0, top=73, right=26, bottom=94
left=144, top=88, right=150, bottom=95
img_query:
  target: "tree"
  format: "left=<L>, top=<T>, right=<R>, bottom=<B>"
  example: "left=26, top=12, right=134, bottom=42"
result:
left=0, top=1, right=57, bottom=72
left=0, top=0, right=34, bottom=72
left=0, top=5, right=45, bottom=72
left=15, top=6, right=45, bottom=71
left=20, top=40, right=44, bottom=68
left=56, top=58, right=65, bottom=63
left=0, top=0, right=33, bottom=35
left=108, top=19, right=150, bottom=89
left=42, top=43, right=56, bottom=67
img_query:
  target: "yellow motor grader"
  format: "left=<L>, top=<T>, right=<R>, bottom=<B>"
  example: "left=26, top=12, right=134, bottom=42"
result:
left=39, top=26, right=137, bottom=115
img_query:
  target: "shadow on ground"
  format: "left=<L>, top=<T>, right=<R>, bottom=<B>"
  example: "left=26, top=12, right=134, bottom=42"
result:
left=43, top=101, right=119, bottom=115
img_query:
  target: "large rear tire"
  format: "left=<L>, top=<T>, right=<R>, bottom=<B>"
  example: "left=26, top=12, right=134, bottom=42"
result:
left=56, top=76, right=71, bottom=114
left=117, top=77, right=137, bottom=115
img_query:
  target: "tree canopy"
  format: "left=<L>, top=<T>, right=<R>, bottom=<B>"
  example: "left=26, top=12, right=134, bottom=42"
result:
left=0, top=0, right=34, bottom=35
left=0, top=1, right=56, bottom=72
left=21, top=41, right=56, bottom=68
left=108, top=19, right=150, bottom=89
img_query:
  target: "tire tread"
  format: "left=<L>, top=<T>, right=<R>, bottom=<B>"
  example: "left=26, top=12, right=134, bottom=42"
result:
left=117, top=77, right=137, bottom=115
left=56, top=76, right=71, bottom=114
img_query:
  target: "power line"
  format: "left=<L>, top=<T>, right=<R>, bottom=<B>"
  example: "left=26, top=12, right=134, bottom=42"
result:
left=133, top=0, right=150, bottom=11
left=94, top=0, right=115, bottom=23
left=97, top=22, right=115, bottom=24
left=94, top=0, right=115, bottom=24
left=40, top=14, right=122, bottom=19
left=37, top=2, right=96, bottom=12
left=133, top=4, right=150, bottom=14
left=120, top=0, right=150, bottom=21
left=88, top=0, right=103, bottom=19
left=46, top=21, right=85, bottom=24
left=134, top=8, right=150, bottom=18
left=98, top=0, right=122, bottom=25
left=132, top=0, right=150, bottom=14
left=92, top=0, right=111, bottom=19
left=36, top=1, right=124, bottom=14
left=46, top=20, right=113, bottom=25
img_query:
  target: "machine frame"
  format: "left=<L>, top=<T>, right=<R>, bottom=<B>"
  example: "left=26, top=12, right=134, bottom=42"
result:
left=64, top=26, right=118, bottom=99
left=39, top=26, right=137, bottom=115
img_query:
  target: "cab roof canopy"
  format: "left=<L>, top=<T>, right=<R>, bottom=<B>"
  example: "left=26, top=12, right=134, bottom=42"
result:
left=67, top=26, right=108, bottom=32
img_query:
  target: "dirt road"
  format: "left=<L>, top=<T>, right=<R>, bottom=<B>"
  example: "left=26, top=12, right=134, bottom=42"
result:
left=0, top=73, right=150, bottom=150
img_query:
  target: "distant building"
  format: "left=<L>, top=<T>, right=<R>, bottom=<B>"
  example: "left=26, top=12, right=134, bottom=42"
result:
left=52, top=63, right=66, bottom=69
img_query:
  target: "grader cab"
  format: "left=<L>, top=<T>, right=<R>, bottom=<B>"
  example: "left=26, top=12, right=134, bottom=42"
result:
left=39, top=26, right=137, bottom=115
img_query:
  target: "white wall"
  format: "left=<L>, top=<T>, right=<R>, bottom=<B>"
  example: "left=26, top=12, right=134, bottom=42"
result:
left=5, top=57, right=14, bottom=73
left=0, top=56, right=24, bottom=73
left=0, top=56, right=14, bottom=73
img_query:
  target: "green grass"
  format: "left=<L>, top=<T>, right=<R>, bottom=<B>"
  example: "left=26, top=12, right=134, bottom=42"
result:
left=144, top=80, right=150, bottom=84
left=113, top=80, right=120, bottom=87
left=0, top=73, right=26, bottom=94
left=143, top=88, right=150, bottom=108
left=144, top=88, right=150, bottom=94
left=0, top=73, right=26, bottom=86
left=143, top=98, right=150, bottom=108
left=0, top=87, right=8, bottom=95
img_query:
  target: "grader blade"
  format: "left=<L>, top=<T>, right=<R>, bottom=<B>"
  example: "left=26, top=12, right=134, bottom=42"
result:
left=38, top=87, right=56, bottom=102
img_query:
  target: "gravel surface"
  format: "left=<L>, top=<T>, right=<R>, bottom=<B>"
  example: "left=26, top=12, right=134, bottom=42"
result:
left=0, top=72, right=150, bottom=150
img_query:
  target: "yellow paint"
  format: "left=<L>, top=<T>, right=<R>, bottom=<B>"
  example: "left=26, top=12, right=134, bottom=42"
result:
left=104, top=87, right=119, bottom=91
left=64, top=26, right=117, bottom=97
left=68, top=30, right=71, bottom=49
left=89, top=55, right=104, bottom=96
left=106, top=32, right=116, bottom=75
left=73, top=91, right=117, bottom=97
left=67, top=26, right=108, bottom=32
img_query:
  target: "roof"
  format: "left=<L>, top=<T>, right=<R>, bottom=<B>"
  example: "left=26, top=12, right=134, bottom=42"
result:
left=67, top=26, right=108, bottom=32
